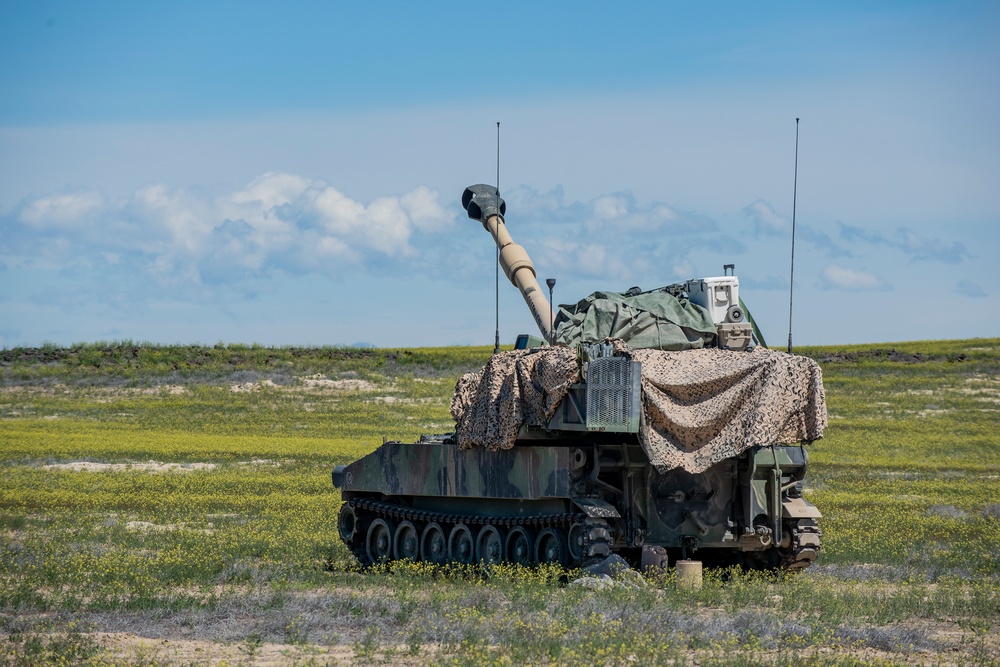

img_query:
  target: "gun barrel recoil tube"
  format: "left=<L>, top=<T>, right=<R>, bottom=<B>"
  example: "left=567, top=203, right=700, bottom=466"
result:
left=462, top=184, right=554, bottom=343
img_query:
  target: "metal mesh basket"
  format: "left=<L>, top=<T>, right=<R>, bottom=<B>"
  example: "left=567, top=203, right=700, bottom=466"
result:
left=586, top=356, right=640, bottom=431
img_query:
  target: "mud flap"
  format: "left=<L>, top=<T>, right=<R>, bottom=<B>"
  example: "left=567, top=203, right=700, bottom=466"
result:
left=781, top=497, right=822, bottom=519
left=573, top=497, right=621, bottom=518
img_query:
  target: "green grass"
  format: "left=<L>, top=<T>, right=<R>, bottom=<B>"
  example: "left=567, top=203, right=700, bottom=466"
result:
left=0, top=342, right=493, bottom=386
left=1, top=338, right=998, bottom=666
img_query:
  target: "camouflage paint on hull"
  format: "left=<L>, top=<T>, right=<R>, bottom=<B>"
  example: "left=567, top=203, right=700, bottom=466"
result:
left=340, top=442, right=571, bottom=500
left=335, top=438, right=821, bottom=568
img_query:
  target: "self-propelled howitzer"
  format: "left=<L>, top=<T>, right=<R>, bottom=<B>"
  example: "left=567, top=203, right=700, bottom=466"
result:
left=332, top=184, right=825, bottom=570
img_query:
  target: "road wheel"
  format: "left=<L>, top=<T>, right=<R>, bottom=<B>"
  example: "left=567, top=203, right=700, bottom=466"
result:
left=448, top=523, right=475, bottom=564
left=505, top=526, right=534, bottom=566
left=475, top=524, right=504, bottom=565
left=535, top=528, right=568, bottom=566
left=420, top=522, right=447, bottom=564
left=393, top=520, right=420, bottom=561
left=365, top=518, right=395, bottom=564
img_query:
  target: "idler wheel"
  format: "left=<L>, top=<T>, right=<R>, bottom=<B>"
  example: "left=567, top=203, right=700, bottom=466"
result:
left=475, top=524, right=504, bottom=565
left=420, top=522, right=447, bottom=564
left=365, top=518, right=395, bottom=564
left=448, top=523, right=475, bottom=565
left=535, top=528, right=568, bottom=566
left=393, top=520, right=420, bottom=561
left=505, top=526, right=534, bottom=566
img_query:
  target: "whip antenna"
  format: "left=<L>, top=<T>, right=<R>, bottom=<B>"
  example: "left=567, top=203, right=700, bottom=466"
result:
left=787, top=118, right=800, bottom=354
left=494, top=121, right=501, bottom=355
left=546, top=278, right=556, bottom=344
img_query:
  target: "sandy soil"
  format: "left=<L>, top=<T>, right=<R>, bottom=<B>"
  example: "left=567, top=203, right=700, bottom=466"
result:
left=77, top=624, right=999, bottom=667
left=43, top=461, right=217, bottom=473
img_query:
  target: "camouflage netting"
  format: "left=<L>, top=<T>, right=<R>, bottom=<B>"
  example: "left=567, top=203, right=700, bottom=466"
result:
left=631, top=346, right=827, bottom=473
left=450, top=342, right=827, bottom=474
left=451, top=346, right=580, bottom=451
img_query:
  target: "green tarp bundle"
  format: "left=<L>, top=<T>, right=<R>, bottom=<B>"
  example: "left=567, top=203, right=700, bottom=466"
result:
left=552, top=289, right=717, bottom=351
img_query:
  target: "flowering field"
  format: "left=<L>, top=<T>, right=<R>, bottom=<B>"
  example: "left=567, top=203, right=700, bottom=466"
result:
left=1, top=340, right=998, bottom=666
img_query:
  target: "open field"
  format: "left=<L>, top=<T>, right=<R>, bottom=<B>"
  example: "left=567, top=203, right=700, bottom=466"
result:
left=1, top=339, right=998, bottom=666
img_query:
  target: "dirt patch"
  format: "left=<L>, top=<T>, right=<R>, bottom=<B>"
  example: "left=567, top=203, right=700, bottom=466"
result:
left=230, top=379, right=279, bottom=393
left=237, top=458, right=281, bottom=467
left=91, top=632, right=359, bottom=666
left=815, top=349, right=970, bottom=364
left=44, top=461, right=217, bottom=473
left=123, top=521, right=213, bottom=534
left=914, top=408, right=953, bottom=418
left=116, top=385, right=188, bottom=396
left=299, top=374, right=378, bottom=391
left=1, top=385, right=188, bottom=398
left=370, top=395, right=440, bottom=404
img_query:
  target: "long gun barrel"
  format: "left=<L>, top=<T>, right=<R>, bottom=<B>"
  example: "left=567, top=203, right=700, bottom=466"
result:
left=462, top=184, right=554, bottom=343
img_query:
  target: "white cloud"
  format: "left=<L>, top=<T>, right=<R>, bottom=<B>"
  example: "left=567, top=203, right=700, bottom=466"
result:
left=230, top=172, right=310, bottom=209
left=592, top=194, right=630, bottom=221
left=447, top=186, right=726, bottom=288
left=401, top=186, right=451, bottom=232
left=304, top=185, right=453, bottom=257
left=18, top=191, right=104, bottom=227
left=314, top=235, right=356, bottom=262
left=346, top=195, right=412, bottom=256
left=745, top=199, right=851, bottom=257
left=743, top=199, right=789, bottom=236
left=504, top=185, right=570, bottom=219
left=129, top=184, right=214, bottom=253
left=310, top=186, right=367, bottom=232
left=3, top=174, right=454, bottom=289
left=818, top=264, right=891, bottom=291
left=530, top=237, right=644, bottom=283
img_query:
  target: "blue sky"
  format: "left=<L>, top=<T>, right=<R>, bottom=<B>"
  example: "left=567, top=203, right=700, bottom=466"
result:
left=1, top=1, right=997, bottom=348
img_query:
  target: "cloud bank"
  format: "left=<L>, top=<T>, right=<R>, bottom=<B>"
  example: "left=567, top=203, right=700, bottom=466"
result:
left=1, top=176, right=977, bottom=324
left=837, top=223, right=970, bottom=264
left=4, top=173, right=454, bottom=291
left=4, top=176, right=759, bottom=298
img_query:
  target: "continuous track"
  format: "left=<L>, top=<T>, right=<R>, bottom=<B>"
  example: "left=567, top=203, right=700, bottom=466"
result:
left=344, top=497, right=613, bottom=568
left=342, top=499, right=819, bottom=572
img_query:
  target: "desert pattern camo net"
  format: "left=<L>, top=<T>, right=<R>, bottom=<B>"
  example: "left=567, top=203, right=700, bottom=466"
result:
left=450, top=346, right=580, bottom=451
left=632, top=346, right=827, bottom=473
left=451, top=342, right=827, bottom=474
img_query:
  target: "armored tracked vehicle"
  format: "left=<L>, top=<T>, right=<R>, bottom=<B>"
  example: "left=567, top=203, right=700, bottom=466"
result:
left=332, top=184, right=825, bottom=571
